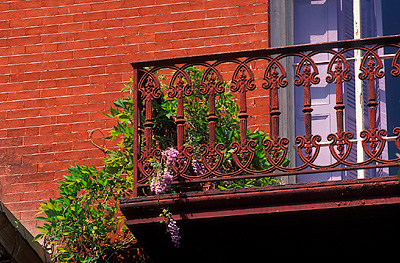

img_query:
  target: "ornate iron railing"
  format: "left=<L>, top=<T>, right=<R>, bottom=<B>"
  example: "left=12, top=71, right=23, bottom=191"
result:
left=131, top=35, right=400, bottom=195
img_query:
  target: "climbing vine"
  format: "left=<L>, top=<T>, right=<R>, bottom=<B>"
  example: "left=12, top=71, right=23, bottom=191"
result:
left=35, top=67, right=287, bottom=262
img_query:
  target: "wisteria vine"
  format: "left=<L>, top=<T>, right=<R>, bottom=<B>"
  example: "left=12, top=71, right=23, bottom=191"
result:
left=160, top=208, right=181, bottom=248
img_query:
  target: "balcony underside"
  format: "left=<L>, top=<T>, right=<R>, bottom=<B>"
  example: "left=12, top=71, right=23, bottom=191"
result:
left=121, top=176, right=400, bottom=261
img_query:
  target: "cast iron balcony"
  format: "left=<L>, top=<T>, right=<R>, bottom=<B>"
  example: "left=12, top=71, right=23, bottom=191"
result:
left=121, top=35, right=400, bottom=262
left=130, top=35, right=400, bottom=193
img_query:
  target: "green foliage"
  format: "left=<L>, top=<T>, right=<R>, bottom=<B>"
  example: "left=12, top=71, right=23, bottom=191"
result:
left=102, top=84, right=135, bottom=174
left=35, top=165, right=139, bottom=263
left=35, top=66, right=290, bottom=262
left=154, top=66, right=288, bottom=186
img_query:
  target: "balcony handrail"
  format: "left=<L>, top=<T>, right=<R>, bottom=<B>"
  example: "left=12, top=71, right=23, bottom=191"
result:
left=131, top=34, right=400, bottom=196
left=131, top=34, right=400, bottom=68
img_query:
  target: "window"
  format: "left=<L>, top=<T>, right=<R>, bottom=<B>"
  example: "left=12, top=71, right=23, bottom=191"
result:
left=270, top=0, right=400, bottom=182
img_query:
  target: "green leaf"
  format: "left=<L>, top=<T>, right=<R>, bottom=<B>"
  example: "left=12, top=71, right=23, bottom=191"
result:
left=118, top=114, right=131, bottom=122
left=36, top=226, right=48, bottom=234
left=33, top=234, right=44, bottom=242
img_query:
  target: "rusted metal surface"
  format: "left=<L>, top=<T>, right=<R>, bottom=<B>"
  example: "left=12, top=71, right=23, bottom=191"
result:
left=122, top=177, right=400, bottom=262
left=121, top=176, right=400, bottom=225
left=132, top=35, right=400, bottom=195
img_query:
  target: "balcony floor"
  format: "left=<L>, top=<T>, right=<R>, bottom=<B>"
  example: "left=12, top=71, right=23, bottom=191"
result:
left=121, top=176, right=400, bottom=261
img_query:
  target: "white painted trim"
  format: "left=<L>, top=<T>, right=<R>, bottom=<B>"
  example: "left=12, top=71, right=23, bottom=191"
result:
left=353, top=0, right=365, bottom=179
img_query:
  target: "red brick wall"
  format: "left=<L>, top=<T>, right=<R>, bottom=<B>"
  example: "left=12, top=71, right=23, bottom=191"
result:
left=0, top=0, right=269, bottom=234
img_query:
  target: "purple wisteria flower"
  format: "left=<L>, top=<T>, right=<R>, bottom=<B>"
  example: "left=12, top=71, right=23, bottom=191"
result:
left=191, top=158, right=205, bottom=175
left=150, top=148, right=179, bottom=194
left=167, top=218, right=181, bottom=248
left=162, top=148, right=179, bottom=166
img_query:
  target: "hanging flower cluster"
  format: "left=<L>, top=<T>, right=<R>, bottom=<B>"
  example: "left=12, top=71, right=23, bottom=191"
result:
left=160, top=208, right=181, bottom=248
left=150, top=148, right=207, bottom=248
left=150, top=148, right=179, bottom=194
left=192, top=158, right=205, bottom=176
left=150, top=148, right=206, bottom=194
left=166, top=218, right=181, bottom=248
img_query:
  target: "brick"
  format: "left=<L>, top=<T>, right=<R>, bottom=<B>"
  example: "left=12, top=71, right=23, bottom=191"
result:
left=58, top=40, right=91, bottom=51
left=105, top=64, right=127, bottom=74
left=139, top=41, right=172, bottom=53
left=90, top=37, right=123, bottom=48
left=40, top=33, right=71, bottom=45
left=39, top=87, right=73, bottom=98
left=8, top=36, right=40, bottom=47
left=0, top=118, right=25, bottom=129
left=123, top=0, right=155, bottom=8
left=0, top=137, right=23, bottom=147
left=24, top=116, right=55, bottom=127
left=90, top=54, right=123, bottom=65
left=207, top=17, right=239, bottom=28
left=170, top=2, right=204, bottom=13
left=90, top=18, right=124, bottom=30
left=0, top=2, right=9, bottom=12
left=43, top=50, right=74, bottom=61
left=1, top=10, right=26, bottom=21
left=204, top=34, right=238, bottom=46
left=12, top=145, right=39, bottom=155
left=203, top=0, right=231, bottom=9
left=2, top=175, right=20, bottom=185
left=6, top=128, right=26, bottom=138
left=24, top=134, right=55, bottom=146
left=9, top=28, right=26, bottom=37
left=187, top=27, right=221, bottom=39
left=123, top=15, right=155, bottom=27
left=187, top=45, right=222, bottom=56
left=56, top=76, right=90, bottom=88
left=73, top=47, right=106, bottom=58
left=173, top=20, right=206, bottom=31
left=23, top=152, right=56, bottom=164
left=91, top=1, right=123, bottom=11
left=1, top=155, right=22, bottom=166
left=10, top=17, right=42, bottom=28
left=41, top=0, right=74, bottom=7
left=106, top=8, right=140, bottom=19
left=89, top=74, right=122, bottom=84
left=72, top=102, right=105, bottom=114
left=56, top=150, right=89, bottom=161
left=56, top=113, right=90, bottom=124
left=23, top=97, right=55, bottom=109
left=221, top=24, right=255, bottom=35
left=237, top=13, right=268, bottom=25
left=2, top=193, right=22, bottom=203
left=39, top=124, right=72, bottom=135
left=71, top=65, right=105, bottom=77
left=73, top=29, right=105, bottom=41
left=38, top=142, right=72, bottom=153
left=20, top=172, right=54, bottom=184
left=6, top=201, right=38, bottom=212
left=0, top=0, right=271, bottom=236
left=20, top=209, right=42, bottom=221
left=55, top=95, right=89, bottom=106
left=58, top=22, right=88, bottom=33
left=38, top=160, right=71, bottom=173
left=73, top=11, right=107, bottom=23
left=155, top=12, right=188, bottom=23
left=7, top=108, right=40, bottom=119
left=137, top=23, right=170, bottom=35
left=24, top=6, right=58, bottom=18
left=58, top=4, right=91, bottom=15
left=8, top=163, right=38, bottom=175
left=37, top=181, right=58, bottom=191
left=54, top=131, right=88, bottom=144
